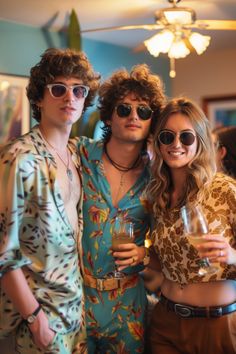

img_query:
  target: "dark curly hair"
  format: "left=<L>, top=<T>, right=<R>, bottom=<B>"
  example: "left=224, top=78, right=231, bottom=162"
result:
left=98, top=64, right=166, bottom=142
left=27, top=48, right=100, bottom=122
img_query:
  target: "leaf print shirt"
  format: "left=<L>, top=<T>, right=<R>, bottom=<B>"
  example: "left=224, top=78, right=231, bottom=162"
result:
left=0, top=126, right=84, bottom=335
left=77, top=136, right=151, bottom=278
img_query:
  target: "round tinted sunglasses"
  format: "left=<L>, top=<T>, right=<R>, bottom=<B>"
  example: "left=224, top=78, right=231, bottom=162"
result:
left=116, top=103, right=153, bottom=120
left=47, top=84, right=89, bottom=99
left=158, top=130, right=196, bottom=146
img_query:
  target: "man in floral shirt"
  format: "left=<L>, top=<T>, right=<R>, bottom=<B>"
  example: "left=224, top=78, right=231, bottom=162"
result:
left=77, top=64, right=166, bottom=353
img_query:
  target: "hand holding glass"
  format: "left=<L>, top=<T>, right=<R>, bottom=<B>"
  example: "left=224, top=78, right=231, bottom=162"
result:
left=111, top=216, right=134, bottom=278
left=181, top=204, right=218, bottom=276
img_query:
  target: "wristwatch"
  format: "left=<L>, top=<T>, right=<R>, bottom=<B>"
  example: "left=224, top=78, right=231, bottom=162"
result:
left=24, top=304, right=42, bottom=325
left=143, top=247, right=150, bottom=266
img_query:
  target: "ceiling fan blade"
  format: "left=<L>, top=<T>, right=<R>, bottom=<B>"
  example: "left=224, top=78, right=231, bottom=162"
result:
left=193, top=20, right=236, bottom=30
left=81, top=24, right=162, bottom=33
left=133, top=43, right=146, bottom=53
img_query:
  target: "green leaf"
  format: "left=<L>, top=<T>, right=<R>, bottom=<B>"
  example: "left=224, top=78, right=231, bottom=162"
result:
left=68, top=9, right=82, bottom=50
left=83, top=110, right=100, bottom=138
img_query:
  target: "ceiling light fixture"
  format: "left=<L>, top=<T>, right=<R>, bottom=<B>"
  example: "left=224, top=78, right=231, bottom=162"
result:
left=81, top=0, right=236, bottom=79
left=144, top=1, right=211, bottom=78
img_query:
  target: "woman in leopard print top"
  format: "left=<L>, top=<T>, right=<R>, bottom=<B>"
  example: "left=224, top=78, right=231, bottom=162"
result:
left=146, top=97, right=236, bottom=354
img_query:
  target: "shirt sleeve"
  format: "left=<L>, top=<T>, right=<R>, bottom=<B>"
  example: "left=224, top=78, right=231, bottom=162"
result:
left=226, top=180, right=236, bottom=246
left=0, top=150, right=31, bottom=277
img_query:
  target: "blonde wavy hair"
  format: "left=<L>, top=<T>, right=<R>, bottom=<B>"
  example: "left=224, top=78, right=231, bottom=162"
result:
left=146, top=97, right=216, bottom=213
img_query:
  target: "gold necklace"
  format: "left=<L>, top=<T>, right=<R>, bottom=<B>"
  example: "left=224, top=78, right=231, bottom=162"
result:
left=40, top=128, right=73, bottom=182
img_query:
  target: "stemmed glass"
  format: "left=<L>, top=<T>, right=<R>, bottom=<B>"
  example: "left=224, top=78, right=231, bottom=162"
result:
left=181, top=204, right=218, bottom=276
left=111, top=215, right=134, bottom=279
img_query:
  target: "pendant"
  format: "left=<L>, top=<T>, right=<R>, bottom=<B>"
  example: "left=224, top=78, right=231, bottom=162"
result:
left=66, top=168, right=73, bottom=182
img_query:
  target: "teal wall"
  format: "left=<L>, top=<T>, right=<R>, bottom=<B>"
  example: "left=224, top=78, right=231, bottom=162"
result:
left=0, top=21, right=68, bottom=75
left=83, top=38, right=170, bottom=83
left=0, top=20, right=170, bottom=134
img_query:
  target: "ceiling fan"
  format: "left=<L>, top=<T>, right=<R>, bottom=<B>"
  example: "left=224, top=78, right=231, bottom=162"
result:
left=81, top=0, right=236, bottom=77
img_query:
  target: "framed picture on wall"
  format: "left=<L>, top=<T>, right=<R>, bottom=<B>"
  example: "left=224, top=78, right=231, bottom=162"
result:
left=0, top=73, right=30, bottom=145
left=202, top=95, right=236, bottom=128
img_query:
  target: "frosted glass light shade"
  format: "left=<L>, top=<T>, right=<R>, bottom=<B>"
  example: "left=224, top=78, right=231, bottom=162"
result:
left=168, top=39, right=190, bottom=59
left=163, top=10, right=193, bottom=25
left=156, top=7, right=196, bottom=26
left=189, top=32, right=211, bottom=55
left=144, top=30, right=211, bottom=60
left=144, top=30, right=174, bottom=57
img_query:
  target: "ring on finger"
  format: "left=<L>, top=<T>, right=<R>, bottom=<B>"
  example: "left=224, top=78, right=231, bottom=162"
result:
left=220, top=250, right=223, bottom=257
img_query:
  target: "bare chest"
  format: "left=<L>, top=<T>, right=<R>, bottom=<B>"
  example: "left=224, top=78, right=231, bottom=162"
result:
left=103, top=160, right=141, bottom=207
left=50, top=151, right=81, bottom=233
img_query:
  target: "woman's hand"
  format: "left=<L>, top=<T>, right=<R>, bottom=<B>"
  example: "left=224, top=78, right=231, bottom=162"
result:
left=196, top=233, right=236, bottom=266
left=112, top=244, right=146, bottom=271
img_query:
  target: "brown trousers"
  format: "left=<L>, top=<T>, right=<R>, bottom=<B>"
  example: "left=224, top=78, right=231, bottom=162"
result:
left=148, top=301, right=236, bottom=354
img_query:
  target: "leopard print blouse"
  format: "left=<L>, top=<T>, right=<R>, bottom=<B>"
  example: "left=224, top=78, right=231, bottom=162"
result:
left=151, top=173, right=236, bottom=285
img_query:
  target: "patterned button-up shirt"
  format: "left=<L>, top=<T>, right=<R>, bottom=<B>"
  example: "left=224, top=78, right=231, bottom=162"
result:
left=0, top=126, right=84, bottom=336
left=76, top=137, right=150, bottom=350
left=77, top=136, right=151, bottom=278
left=151, top=173, right=236, bottom=285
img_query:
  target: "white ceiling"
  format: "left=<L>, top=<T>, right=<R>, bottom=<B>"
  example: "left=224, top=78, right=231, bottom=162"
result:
left=1, top=0, right=236, bottom=53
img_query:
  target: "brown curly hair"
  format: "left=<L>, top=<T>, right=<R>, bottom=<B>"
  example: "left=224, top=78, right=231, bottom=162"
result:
left=98, top=64, right=166, bottom=142
left=27, top=48, right=100, bottom=122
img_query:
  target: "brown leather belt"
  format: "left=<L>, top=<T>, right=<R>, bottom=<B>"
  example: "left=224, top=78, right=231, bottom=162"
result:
left=83, top=273, right=139, bottom=291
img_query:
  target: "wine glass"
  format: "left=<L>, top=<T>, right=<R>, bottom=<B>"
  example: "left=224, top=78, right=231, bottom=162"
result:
left=180, top=204, right=218, bottom=276
left=111, top=216, right=134, bottom=279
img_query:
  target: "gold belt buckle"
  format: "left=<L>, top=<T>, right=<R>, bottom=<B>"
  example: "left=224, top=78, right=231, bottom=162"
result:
left=96, top=278, right=105, bottom=291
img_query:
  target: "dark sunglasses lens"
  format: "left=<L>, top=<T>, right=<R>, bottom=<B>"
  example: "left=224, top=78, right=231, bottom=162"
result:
left=51, top=85, right=66, bottom=97
left=73, top=86, right=87, bottom=98
left=137, top=106, right=152, bottom=120
left=180, top=132, right=195, bottom=145
left=159, top=131, right=175, bottom=145
left=116, top=104, right=131, bottom=117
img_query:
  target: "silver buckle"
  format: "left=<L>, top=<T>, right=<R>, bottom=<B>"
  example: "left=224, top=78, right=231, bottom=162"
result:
left=212, top=307, right=223, bottom=317
left=174, top=304, right=192, bottom=318
left=96, top=278, right=105, bottom=291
